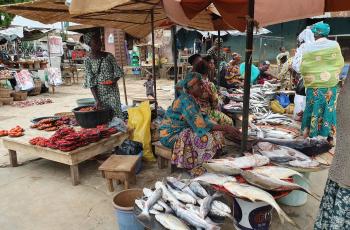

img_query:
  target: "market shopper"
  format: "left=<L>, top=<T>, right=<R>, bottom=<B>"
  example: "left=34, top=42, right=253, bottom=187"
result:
left=257, top=61, right=277, bottom=84
left=300, top=22, right=344, bottom=142
left=192, top=60, right=233, bottom=126
left=314, top=75, right=350, bottom=230
left=83, top=30, right=123, bottom=118
left=224, top=52, right=243, bottom=88
left=276, top=46, right=290, bottom=70
left=203, top=55, right=216, bottom=83
left=159, top=72, right=240, bottom=169
left=207, top=38, right=224, bottom=66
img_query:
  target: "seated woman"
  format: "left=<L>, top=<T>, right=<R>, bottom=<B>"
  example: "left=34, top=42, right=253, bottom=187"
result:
left=159, top=72, right=240, bottom=169
left=192, top=60, right=233, bottom=126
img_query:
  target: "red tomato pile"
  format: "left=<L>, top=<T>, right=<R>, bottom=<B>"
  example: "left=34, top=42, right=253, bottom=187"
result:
left=29, top=126, right=118, bottom=152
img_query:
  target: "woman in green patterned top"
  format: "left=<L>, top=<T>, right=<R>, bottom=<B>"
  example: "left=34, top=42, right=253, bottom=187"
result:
left=83, top=30, right=123, bottom=118
left=300, top=22, right=344, bottom=143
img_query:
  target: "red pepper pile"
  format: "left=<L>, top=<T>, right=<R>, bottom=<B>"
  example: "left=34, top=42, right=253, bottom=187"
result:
left=31, top=117, right=78, bottom=132
left=29, top=125, right=118, bottom=152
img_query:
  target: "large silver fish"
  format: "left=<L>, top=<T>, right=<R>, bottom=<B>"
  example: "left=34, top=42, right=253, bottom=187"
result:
left=167, top=177, right=201, bottom=200
left=223, top=182, right=297, bottom=227
left=170, top=203, right=220, bottom=230
left=256, top=142, right=312, bottom=163
left=202, top=162, right=242, bottom=175
left=193, top=173, right=236, bottom=186
left=135, top=199, right=161, bottom=215
left=138, top=188, right=162, bottom=221
left=288, top=159, right=320, bottom=168
left=143, top=188, right=173, bottom=213
left=189, top=181, right=209, bottom=198
left=199, top=192, right=221, bottom=219
left=166, top=184, right=197, bottom=204
left=185, top=204, right=222, bottom=225
left=196, top=199, right=232, bottom=219
left=155, top=213, right=190, bottom=230
left=251, top=166, right=303, bottom=179
left=155, top=181, right=184, bottom=207
left=209, top=154, right=270, bottom=169
left=240, top=170, right=319, bottom=200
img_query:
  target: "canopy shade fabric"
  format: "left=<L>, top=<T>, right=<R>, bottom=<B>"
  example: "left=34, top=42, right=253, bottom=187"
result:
left=164, top=0, right=350, bottom=32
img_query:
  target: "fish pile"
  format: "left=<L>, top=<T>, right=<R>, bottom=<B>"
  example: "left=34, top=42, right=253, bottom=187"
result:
left=135, top=177, right=232, bottom=230
left=254, top=112, right=294, bottom=126
left=249, top=88, right=270, bottom=116
left=255, top=142, right=321, bottom=168
left=249, top=124, right=295, bottom=140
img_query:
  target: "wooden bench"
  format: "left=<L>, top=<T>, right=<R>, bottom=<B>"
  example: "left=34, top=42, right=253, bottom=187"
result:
left=152, top=141, right=175, bottom=173
left=98, top=155, right=138, bottom=192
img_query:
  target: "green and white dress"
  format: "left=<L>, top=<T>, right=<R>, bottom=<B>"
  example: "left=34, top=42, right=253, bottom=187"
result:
left=84, top=52, right=123, bottom=118
left=300, top=38, right=344, bottom=138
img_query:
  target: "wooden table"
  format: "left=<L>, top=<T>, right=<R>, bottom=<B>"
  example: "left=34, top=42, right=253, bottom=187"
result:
left=2, top=130, right=129, bottom=186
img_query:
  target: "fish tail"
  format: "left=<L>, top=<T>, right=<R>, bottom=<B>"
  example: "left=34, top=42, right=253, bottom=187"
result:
left=137, top=210, right=151, bottom=222
left=276, top=206, right=297, bottom=227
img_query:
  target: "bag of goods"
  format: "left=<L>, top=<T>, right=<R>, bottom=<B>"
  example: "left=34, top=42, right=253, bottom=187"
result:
left=270, top=100, right=285, bottom=114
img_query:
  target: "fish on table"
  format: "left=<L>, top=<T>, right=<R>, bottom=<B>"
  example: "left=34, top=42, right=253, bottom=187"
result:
left=251, top=166, right=303, bottom=179
left=199, top=192, right=221, bottom=219
left=208, top=154, right=270, bottom=169
left=143, top=188, right=173, bottom=213
left=240, top=170, right=319, bottom=200
left=166, top=177, right=201, bottom=200
left=202, top=162, right=242, bottom=176
left=192, top=173, right=236, bottom=186
left=260, top=137, right=332, bottom=156
left=223, top=182, right=297, bottom=227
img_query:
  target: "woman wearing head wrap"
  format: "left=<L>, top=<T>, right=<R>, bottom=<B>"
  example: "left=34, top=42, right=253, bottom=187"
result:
left=192, top=60, right=233, bottom=126
left=83, top=29, right=123, bottom=118
left=300, top=22, right=344, bottom=142
left=224, top=52, right=243, bottom=88
left=159, top=72, right=240, bottom=169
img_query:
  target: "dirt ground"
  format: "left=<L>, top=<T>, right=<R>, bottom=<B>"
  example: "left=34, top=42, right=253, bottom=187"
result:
left=0, top=76, right=328, bottom=230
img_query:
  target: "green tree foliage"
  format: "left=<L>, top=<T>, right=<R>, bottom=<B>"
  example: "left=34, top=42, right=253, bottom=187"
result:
left=0, top=0, right=30, bottom=27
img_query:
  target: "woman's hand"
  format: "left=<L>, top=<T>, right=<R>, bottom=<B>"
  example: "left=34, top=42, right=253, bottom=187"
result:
left=224, top=126, right=241, bottom=137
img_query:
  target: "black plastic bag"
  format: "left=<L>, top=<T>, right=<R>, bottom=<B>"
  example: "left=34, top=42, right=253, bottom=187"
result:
left=296, top=78, right=306, bottom=96
left=115, top=140, right=143, bottom=155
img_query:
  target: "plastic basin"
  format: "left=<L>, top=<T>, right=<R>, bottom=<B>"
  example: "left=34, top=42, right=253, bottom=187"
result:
left=72, top=106, right=113, bottom=128
left=113, top=189, right=144, bottom=230
left=76, top=98, right=95, bottom=107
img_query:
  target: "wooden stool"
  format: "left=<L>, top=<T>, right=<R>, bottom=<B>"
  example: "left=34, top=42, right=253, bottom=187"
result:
left=98, top=155, right=139, bottom=192
left=152, top=141, right=175, bottom=173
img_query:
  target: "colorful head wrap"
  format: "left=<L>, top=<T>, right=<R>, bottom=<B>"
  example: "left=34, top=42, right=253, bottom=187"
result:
left=311, top=22, right=330, bottom=37
left=175, top=72, right=202, bottom=93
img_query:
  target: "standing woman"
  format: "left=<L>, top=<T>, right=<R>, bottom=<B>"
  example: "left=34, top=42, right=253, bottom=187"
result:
left=300, top=22, right=344, bottom=143
left=314, top=75, right=350, bottom=230
left=83, top=30, right=123, bottom=118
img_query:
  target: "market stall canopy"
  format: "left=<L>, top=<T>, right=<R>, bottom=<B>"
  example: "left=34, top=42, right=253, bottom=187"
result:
left=163, top=0, right=350, bottom=31
left=0, top=0, right=163, bottom=38
left=0, top=27, right=23, bottom=41
left=69, top=0, right=236, bottom=33
left=68, top=0, right=168, bottom=38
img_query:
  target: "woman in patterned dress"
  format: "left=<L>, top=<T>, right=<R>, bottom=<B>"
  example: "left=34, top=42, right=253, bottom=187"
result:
left=314, top=74, right=350, bottom=230
left=159, top=72, right=240, bottom=169
left=300, top=22, right=344, bottom=143
left=83, top=30, right=123, bottom=118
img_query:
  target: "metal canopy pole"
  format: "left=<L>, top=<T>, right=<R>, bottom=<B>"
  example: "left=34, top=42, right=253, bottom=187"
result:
left=171, top=25, right=178, bottom=86
left=217, top=30, right=221, bottom=86
left=151, top=9, right=157, bottom=114
left=241, top=0, right=255, bottom=152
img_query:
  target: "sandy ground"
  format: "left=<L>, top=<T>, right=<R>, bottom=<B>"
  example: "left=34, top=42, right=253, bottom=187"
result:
left=0, top=76, right=328, bottom=230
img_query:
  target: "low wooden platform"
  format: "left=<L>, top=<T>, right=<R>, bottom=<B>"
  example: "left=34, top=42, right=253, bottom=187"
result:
left=2, top=130, right=129, bottom=186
